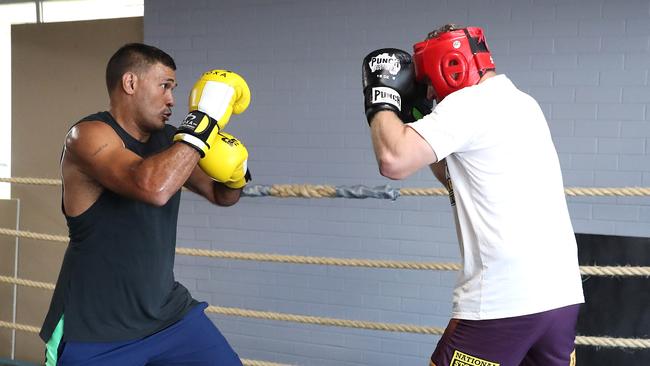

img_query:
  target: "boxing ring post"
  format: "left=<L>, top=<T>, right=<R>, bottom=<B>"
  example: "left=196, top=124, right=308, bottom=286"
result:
left=0, top=198, right=20, bottom=362
left=10, top=199, right=20, bottom=361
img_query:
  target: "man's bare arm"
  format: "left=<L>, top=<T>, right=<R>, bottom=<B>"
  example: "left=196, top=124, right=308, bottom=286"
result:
left=370, top=111, right=438, bottom=180
left=66, top=121, right=200, bottom=206
left=184, top=166, right=242, bottom=206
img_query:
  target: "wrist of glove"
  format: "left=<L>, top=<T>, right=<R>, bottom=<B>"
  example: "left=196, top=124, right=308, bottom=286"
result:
left=363, top=86, right=402, bottom=124
left=173, top=110, right=220, bottom=157
left=364, top=85, right=432, bottom=124
left=401, top=82, right=433, bottom=123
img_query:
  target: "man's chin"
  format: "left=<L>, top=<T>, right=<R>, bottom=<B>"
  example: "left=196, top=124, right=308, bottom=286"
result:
left=145, top=120, right=166, bottom=132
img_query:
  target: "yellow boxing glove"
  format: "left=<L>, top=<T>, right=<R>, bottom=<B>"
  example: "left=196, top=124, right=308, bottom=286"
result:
left=174, top=70, right=251, bottom=157
left=199, top=131, right=251, bottom=189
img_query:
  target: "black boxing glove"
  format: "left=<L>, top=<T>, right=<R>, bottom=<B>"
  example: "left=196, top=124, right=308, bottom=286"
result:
left=362, top=48, right=431, bottom=125
left=401, top=82, right=433, bottom=123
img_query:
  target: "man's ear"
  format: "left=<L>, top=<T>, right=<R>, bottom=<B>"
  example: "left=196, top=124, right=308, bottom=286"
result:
left=122, top=72, right=137, bottom=95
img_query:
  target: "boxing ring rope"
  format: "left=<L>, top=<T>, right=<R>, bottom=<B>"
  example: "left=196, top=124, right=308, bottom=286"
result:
left=1, top=228, right=650, bottom=350
left=2, top=177, right=650, bottom=198
left=0, top=274, right=649, bottom=350
left=1, top=228, right=649, bottom=277
left=1, top=177, right=650, bottom=365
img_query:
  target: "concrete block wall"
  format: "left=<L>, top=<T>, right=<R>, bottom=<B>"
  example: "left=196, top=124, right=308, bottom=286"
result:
left=145, top=0, right=650, bottom=364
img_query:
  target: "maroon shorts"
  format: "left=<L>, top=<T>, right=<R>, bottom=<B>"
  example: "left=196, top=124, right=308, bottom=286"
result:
left=430, top=304, right=580, bottom=366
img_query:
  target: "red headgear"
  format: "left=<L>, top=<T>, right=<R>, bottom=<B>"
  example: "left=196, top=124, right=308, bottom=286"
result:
left=413, top=27, right=495, bottom=102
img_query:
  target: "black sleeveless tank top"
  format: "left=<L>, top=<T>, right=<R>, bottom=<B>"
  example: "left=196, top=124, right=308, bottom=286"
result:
left=40, top=111, right=196, bottom=342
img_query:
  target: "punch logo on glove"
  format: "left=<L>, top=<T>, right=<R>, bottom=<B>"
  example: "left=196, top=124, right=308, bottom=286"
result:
left=368, top=52, right=402, bottom=76
left=362, top=48, right=415, bottom=124
left=362, top=48, right=433, bottom=124
left=371, top=87, right=401, bottom=111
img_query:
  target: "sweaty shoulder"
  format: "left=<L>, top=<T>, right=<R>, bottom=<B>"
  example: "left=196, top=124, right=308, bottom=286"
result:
left=65, top=120, right=123, bottom=163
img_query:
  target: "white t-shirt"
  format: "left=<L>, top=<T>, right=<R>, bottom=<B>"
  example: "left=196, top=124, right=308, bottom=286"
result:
left=410, top=75, right=584, bottom=320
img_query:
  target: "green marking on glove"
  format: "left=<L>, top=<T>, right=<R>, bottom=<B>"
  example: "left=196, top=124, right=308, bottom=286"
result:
left=412, top=108, right=424, bottom=121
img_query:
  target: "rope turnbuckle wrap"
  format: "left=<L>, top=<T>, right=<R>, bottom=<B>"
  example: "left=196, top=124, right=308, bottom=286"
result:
left=3, top=177, right=650, bottom=198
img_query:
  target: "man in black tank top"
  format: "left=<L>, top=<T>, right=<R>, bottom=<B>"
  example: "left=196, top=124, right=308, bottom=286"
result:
left=40, top=43, right=250, bottom=366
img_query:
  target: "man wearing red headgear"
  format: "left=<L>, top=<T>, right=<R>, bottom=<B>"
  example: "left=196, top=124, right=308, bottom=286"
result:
left=361, top=24, right=584, bottom=366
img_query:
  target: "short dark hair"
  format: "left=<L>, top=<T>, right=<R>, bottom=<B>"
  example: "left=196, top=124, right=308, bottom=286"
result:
left=105, top=43, right=176, bottom=94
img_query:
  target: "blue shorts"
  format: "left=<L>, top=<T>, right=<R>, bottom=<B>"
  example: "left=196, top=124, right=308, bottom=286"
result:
left=54, top=303, right=242, bottom=366
left=430, top=304, right=580, bottom=366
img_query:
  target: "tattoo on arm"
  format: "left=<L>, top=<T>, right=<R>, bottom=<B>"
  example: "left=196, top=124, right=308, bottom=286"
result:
left=92, top=143, right=109, bottom=157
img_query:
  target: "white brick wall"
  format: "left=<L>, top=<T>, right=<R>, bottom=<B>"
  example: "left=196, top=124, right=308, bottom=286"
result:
left=147, top=0, right=650, bottom=364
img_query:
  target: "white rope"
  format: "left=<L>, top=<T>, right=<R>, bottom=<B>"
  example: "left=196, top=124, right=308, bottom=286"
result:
left=1, top=228, right=648, bottom=277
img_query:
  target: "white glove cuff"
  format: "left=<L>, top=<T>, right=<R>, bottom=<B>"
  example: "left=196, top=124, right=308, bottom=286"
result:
left=173, top=133, right=209, bottom=157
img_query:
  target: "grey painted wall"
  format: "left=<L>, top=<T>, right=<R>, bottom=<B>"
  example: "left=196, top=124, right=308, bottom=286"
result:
left=146, top=0, right=650, bottom=364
